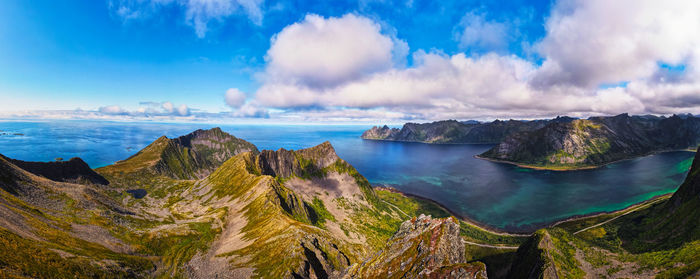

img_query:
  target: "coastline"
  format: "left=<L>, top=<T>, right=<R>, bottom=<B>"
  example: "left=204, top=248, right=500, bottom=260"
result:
left=475, top=148, right=697, bottom=172
left=375, top=185, right=529, bottom=236
left=375, top=185, right=675, bottom=235
left=361, top=137, right=498, bottom=145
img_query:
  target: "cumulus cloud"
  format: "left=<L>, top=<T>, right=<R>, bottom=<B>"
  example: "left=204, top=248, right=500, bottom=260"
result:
left=98, top=105, right=127, bottom=115
left=453, top=12, right=509, bottom=52
left=225, top=88, right=247, bottom=108
left=264, top=14, right=398, bottom=87
left=532, top=0, right=700, bottom=88
left=248, top=4, right=700, bottom=121
left=109, top=0, right=264, bottom=38
left=233, top=100, right=269, bottom=118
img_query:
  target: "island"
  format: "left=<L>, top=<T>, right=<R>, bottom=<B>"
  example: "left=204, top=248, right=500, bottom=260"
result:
left=364, top=113, right=700, bottom=170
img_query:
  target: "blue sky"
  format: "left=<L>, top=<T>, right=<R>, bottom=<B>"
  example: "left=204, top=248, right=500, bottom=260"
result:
left=1, top=0, right=698, bottom=122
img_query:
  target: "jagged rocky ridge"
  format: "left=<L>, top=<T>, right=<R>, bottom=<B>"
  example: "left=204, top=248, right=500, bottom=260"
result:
left=0, top=128, right=487, bottom=279
left=101, top=127, right=258, bottom=180
left=362, top=117, right=575, bottom=144
left=480, top=113, right=700, bottom=169
left=344, top=214, right=487, bottom=279
left=1, top=155, right=108, bottom=185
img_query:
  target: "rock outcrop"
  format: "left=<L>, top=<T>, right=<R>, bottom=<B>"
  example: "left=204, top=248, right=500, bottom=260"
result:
left=480, top=114, right=700, bottom=169
left=1, top=155, right=108, bottom=185
left=256, top=141, right=340, bottom=178
left=507, top=230, right=559, bottom=279
left=345, top=215, right=487, bottom=279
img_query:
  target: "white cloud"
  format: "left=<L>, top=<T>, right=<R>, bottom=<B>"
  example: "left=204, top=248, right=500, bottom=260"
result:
left=110, top=0, right=264, bottom=38
left=454, top=12, right=509, bottom=52
left=98, top=105, right=126, bottom=115
left=532, top=0, right=700, bottom=88
left=264, top=14, right=397, bottom=87
left=225, top=88, right=247, bottom=108
left=234, top=100, right=269, bottom=118
left=248, top=6, right=700, bottom=121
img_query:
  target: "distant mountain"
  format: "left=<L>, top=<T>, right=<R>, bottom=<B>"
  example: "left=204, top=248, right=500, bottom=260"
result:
left=507, top=146, right=700, bottom=278
left=1, top=155, right=108, bottom=185
left=480, top=113, right=700, bottom=169
left=362, top=117, right=575, bottom=144
left=99, top=127, right=258, bottom=180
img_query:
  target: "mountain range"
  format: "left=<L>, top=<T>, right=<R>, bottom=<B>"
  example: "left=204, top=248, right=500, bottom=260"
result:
left=0, top=127, right=697, bottom=278
left=364, top=114, right=700, bottom=170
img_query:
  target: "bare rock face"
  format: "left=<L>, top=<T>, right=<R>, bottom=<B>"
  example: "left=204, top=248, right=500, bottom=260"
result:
left=361, top=125, right=400, bottom=140
left=2, top=155, right=108, bottom=185
left=507, top=230, right=559, bottom=279
left=344, top=215, right=487, bottom=279
left=293, top=236, right=352, bottom=279
left=103, top=127, right=259, bottom=180
left=480, top=113, right=700, bottom=168
left=257, top=141, right=340, bottom=179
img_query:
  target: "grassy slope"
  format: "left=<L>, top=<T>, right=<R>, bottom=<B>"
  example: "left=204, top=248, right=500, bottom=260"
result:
left=375, top=188, right=528, bottom=279
left=526, top=182, right=699, bottom=277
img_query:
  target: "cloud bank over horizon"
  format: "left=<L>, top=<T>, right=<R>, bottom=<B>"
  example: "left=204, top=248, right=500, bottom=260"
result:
left=246, top=0, right=700, bottom=121
left=3, top=0, right=700, bottom=123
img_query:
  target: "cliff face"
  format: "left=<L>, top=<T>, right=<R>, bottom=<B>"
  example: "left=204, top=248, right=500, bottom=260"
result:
left=256, top=141, right=340, bottom=178
left=480, top=114, right=700, bottom=169
left=99, top=127, right=258, bottom=180
left=345, top=215, right=487, bottom=279
left=1, top=155, right=108, bottom=185
left=361, top=125, right=400, bottom=140
left=507, top=230, right=559, bottom=279
left=362, top=118, right=572, bottom=144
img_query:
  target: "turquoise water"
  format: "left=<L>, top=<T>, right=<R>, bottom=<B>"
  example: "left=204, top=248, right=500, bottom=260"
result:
left=0, top=120, right=693, bottom=232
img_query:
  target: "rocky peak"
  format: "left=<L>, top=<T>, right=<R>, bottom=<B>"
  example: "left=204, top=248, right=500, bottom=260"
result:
left=507, top=230, right=558, bottom=279
left=2, top=155, right=108, bottom=185
left=345, top=214, right=487, bottom=279
left=361, top=125, right=399, bottom=140
left=100, top=128, right=258, bottom=180
left=256, top=141, right=340, bottom=179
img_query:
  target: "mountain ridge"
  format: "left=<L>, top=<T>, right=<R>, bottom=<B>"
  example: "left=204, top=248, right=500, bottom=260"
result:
left=480, top=113, right=700, bottom=170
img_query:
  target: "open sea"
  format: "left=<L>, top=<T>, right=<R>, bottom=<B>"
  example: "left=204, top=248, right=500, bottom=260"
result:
left=0, top=120, right=693, bottom=232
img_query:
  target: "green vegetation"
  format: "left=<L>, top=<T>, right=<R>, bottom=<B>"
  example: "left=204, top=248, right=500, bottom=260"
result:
left=139, top=222, right=221, bottom=277
left=375, top=188, right=450, bottom=218
left=307, top=197, right=335, bottom=228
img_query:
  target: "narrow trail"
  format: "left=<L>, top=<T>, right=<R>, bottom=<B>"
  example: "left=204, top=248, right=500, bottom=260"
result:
left=572, top=209, right=637, bottom=235
left=381, top=200, right=409, bottom=218
left=461, top=239, right=519, bottom=249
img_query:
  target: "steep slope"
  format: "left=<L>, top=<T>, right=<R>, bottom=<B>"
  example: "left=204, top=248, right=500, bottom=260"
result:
left=481, top=114, right=700, bottom=169
left=0, top=129, right=531, bottom=278
left=130, top=141, right=403, bottom=278
left=507, top=147, right=700, bottom=278
left=99, top=127, right=258, bottom=180
left=1, top=155, right=108, bottom=185
left=344, top=214, right=487, bottom=279
left=362, top=118, right=574, bottom=144
left=0, top=155, right=153, bottom=278
left=615, top=146, right=700, bottom=252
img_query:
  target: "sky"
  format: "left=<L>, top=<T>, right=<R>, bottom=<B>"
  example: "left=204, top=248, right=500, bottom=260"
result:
left=0, top=0, right=699, bottom=123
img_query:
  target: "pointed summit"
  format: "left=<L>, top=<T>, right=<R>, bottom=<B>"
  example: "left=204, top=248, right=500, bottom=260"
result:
left=99, top=127, right=258, bottom=180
